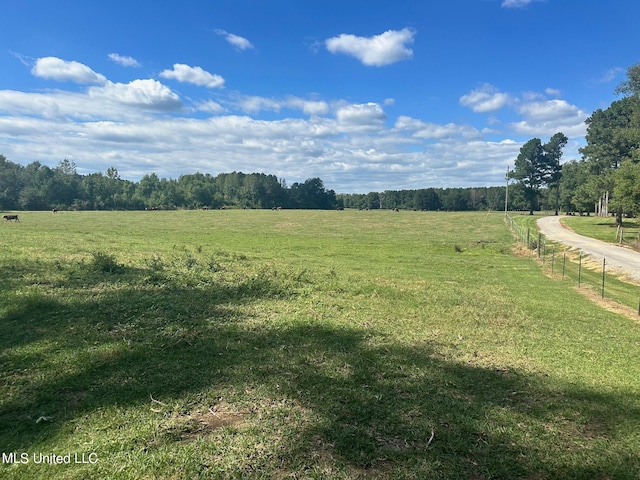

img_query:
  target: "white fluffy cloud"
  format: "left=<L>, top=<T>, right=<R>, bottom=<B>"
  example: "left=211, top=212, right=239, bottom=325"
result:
left=286, top=97, right=330, bottom=116
left=89, top=79, right=182, bottom=111
left=108, top=53, right=141, bottom=67
left=511, top=99, right=588, bottom=137
left=325, top=28, right=415, bottom=66
left=460, top=83, right=588, bottom=139
left=31, top=57, right=107, bottom=85
left=394, top=116, right=481, bottom=140
left=159, top=64, right=225, bottom=88
left=215, top=29, right=254, bottom=51
left=336, top=103, right=387, bottom=130
left=237, top=96, right=282, bottom=113
left=459, top=84, right=511, bottom=113
left=195, top=100, right=225, bottom=114
left=235, top=95, right=329, bottom=116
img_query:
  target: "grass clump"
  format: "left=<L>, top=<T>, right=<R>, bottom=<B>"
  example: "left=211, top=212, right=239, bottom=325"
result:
left=87, top=251, right=125, bottom=274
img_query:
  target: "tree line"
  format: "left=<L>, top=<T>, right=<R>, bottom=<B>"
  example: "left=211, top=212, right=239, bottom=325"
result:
left=0, top=153, right=547, bottom=212
left=0, top=159, right=338, bottom=211
left=0, top=153, right=570, bottom=213
left=509, top=62, right=640, bottom=219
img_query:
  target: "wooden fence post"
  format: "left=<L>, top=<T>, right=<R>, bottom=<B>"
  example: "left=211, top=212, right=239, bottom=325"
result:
left=602, top=258, right=606, bottom=299
left=578, top=254, right=582, bottom=288
left=537, top=233, right=541, bottom=258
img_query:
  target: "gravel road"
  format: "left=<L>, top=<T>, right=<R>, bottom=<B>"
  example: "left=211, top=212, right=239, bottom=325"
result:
left=537, top=215, right=640, bottom=282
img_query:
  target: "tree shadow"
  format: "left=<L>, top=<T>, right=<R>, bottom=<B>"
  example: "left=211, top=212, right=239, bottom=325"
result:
left=1, top=260, right=639, bottom=478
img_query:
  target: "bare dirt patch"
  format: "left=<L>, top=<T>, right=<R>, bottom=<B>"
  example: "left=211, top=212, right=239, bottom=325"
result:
left=153, top=399, right=248, bottom=442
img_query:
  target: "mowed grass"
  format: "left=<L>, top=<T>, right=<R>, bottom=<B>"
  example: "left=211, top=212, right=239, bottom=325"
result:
left=563, top=215, right=640, bottom=247
left=516, top=214, right=640, bottom=313
left=1, top=210, right=640, bottom=479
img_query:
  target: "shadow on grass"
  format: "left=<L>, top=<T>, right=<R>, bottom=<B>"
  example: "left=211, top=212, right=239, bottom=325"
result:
left=1, top=259, right=639, bottom=479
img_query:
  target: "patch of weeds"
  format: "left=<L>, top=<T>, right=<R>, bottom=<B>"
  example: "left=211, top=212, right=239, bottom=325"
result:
left=145, top=254, right=165, bottom=272
left=207, top=256, right=223, bottom=272
left=88, top=251, right=125, bottom=274
left=140, top=254, right=167, bottom=285
left=183, top=254, right=198, bottom=269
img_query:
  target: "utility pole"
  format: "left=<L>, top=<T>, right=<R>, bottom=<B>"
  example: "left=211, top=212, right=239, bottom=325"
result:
left=504, top=166, right=509, bottom=216
left=554, top=157, right=560, bottom=216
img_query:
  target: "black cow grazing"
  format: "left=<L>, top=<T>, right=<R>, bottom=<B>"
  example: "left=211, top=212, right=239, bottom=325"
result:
left=3, top=214, right=19, bottom=221
left=52, top=208, right=58, bottom=213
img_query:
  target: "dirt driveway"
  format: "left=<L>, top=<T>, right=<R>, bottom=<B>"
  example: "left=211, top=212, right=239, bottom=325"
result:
left=537, top=215, right=640, bottom=282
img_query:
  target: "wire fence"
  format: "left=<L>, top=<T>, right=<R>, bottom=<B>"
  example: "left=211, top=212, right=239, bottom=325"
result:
left=505, top=213, right=640, bottom=315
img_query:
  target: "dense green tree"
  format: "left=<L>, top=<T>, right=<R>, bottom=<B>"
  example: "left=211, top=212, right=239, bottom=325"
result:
left=0, top=154, right=24, bottom=210
left=51, top=159, right=81, bottom=208
left=613, top=160, right=640, bottom=215
left=509, top=138, right=546, bottom=215
left=544, top=132, right=569, bottom=215
left=509, top=134, right=566, bottom=215
left=178, top=173, right=215, bottom=208
left=580, top=98, right=638, bottom=174
left=289, top=177, right=336, bottom=209
left=19, top=162, right=55, bottom=210
left=439, top=188, right=469, bottom=211
left=615, top=62, right=640, bottom=97
left=137, top=173, right=161, bottom=200
left=576, top=64, right=640, bottom=218
left=364, top=192, right=381, bottom=210
left=485, top=186, right=506, bottom=211
left=558, top=160, right=590, bottom=214
left=414, top=188, right=440, bottom=210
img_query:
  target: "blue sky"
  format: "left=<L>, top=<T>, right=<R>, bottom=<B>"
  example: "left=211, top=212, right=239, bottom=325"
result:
left=0, top=0, right=638, bottom=193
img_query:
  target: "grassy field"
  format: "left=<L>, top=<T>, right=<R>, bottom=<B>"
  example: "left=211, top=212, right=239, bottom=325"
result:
left=1, top=210, right=640, bottom=479
left=562, top=215, right=640, bottom=247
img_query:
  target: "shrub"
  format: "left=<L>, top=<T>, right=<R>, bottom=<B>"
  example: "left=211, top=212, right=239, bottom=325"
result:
left=89, top=251, right=124, bottom=274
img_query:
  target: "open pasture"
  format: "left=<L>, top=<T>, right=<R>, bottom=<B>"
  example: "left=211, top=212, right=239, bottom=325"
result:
left=1, top=210, right=640, bottom=479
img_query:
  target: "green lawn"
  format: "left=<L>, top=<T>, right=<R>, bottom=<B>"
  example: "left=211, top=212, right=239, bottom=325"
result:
left=1, top=210, right=640, bottom=479
left=563, top=215, right=640, bottom=246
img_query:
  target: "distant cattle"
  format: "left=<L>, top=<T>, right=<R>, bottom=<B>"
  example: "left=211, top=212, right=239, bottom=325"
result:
left=52, top=208, right=58, bottom=213
left=3, top=214, right=19, bottom=221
